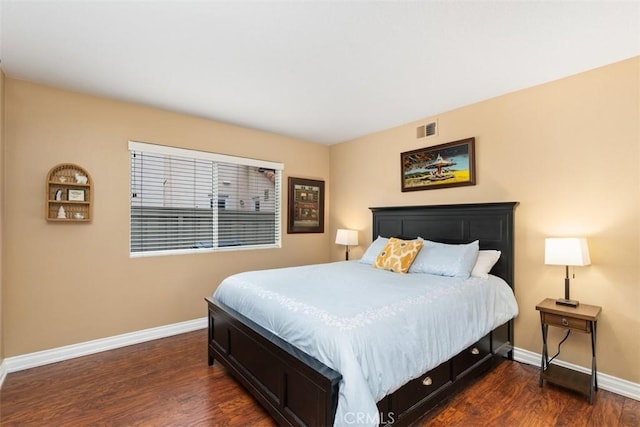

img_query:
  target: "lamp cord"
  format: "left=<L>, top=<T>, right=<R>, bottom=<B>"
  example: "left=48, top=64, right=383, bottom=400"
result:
left=548, top=329, right=571, bottom=365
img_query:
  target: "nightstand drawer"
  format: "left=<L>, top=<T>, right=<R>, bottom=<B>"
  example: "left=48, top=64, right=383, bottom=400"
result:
left=541, top=312, right=591, bottom=332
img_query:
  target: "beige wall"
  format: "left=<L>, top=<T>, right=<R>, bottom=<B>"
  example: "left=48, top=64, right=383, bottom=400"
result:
left=3, top=79, right=331, bottom=356
left=329, top=57, right=640, bottom=384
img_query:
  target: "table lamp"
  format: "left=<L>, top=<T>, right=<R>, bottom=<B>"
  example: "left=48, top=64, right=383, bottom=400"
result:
left=336, top=229, right=358, bottom=261
left=544, top=237, right=591, bottom=307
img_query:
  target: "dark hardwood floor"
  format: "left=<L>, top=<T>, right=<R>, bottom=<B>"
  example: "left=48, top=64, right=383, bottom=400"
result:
left=1, top=329, right=638, bottom=426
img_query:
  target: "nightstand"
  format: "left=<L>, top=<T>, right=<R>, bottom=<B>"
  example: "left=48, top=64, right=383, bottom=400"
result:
left=536, top=298, right=601, bottom=404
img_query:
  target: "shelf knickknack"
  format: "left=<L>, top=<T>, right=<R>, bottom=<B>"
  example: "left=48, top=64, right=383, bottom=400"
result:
left=46, top=163, right=93, bottom=222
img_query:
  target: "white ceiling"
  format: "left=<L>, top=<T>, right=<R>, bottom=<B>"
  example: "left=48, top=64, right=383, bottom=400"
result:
left=1, top=1, right=638, bottom=145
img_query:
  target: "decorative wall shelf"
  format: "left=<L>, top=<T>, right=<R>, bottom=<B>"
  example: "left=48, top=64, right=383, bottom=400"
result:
left=46, top=163, right=92, bottom=222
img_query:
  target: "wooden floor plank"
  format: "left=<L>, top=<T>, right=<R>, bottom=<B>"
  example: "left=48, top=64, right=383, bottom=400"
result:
left=1, top=329, right=634, bottom=426
left=619, top=397, right=640, bottom=427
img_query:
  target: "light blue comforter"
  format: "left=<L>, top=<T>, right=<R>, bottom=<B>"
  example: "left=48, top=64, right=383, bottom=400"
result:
left=214, top=261, right=518, bottom=426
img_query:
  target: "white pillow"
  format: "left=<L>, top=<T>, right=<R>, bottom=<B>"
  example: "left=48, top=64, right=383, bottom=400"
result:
left=471, top=250, right=502, bottom=279
left=358, top=236, right=389, bottom=265
left=409, top=240, right=479, bottom=278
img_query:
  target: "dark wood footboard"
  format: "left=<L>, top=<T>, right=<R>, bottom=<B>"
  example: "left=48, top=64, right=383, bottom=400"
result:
left=208, top=296, right=512, bottom=427
left=206, top=297, right=341, bottom=426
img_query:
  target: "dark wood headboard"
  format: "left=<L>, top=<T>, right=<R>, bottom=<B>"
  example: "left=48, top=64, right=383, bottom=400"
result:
left=370, top=202, right=518, bottom=287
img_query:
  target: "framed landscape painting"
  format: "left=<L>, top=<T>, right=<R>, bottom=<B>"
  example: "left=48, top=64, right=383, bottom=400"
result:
left=401, top=137, right=476, bottom=192
left=287, top=177, right=325, bottom=234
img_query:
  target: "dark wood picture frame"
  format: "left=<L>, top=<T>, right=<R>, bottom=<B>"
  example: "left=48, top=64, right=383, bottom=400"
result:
left=287, top=177, right=325, bottom=234
left=401, top=137, right=476, bottom=192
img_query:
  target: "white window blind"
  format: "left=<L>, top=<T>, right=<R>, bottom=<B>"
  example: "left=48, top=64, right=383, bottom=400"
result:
left=129, top=141, right=283, bottom=256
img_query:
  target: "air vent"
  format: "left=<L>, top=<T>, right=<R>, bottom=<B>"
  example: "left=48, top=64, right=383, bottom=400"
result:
left=416, top=120, right=438, bottom=138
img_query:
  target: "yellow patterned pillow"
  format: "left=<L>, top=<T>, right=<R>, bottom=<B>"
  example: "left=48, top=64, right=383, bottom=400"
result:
left=374, top=237, right=423, bottom=273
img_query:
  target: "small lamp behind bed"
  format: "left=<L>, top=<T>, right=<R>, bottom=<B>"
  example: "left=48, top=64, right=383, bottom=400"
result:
left=545, top=237, right=591, bottom=307
left=336, top=229, right=358, bottom=261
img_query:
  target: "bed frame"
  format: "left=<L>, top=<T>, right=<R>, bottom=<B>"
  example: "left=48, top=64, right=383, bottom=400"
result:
left=206, top=202, right=518, bottom=426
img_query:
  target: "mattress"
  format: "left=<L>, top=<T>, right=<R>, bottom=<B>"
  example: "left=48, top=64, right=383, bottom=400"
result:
left=213, top=260, right=518, bottom=426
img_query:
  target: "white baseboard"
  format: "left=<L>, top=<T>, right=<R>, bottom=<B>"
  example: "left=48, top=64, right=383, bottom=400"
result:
left=3, top=317, right=207, bottom=375
left=2, top=323, right=638, bottom=403
left=0, top=359, right=7, bottom=388
left=513, top=347, right=640, bottom=401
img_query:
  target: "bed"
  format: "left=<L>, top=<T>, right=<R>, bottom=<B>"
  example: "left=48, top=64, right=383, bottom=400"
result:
left=206, top=202, right=518, bottom=426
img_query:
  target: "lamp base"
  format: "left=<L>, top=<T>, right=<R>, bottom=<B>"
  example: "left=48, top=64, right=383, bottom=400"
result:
left=556, top=298, right=579, bottom=307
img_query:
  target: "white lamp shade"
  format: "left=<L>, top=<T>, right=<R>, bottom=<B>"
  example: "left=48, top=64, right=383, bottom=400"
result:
left=545, top=237, right=591, bottom=266
left=336, top=229, right=358, bottom=246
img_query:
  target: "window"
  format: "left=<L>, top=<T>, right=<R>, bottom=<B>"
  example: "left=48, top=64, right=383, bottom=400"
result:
left=129, top=141, right=283, bottom=256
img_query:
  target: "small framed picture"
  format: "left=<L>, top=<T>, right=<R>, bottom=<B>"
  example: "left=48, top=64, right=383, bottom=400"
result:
left=287, top=177, right=325, bottom=234
left=68, top=189, right=85, bottom=201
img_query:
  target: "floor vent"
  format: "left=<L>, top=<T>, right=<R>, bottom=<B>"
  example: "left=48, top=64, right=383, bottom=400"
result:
left=417, top=120, right=438, bottom=138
